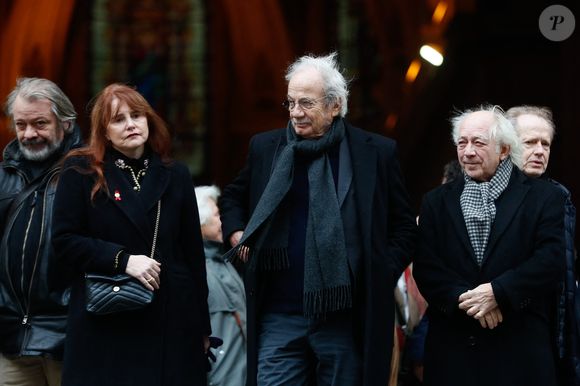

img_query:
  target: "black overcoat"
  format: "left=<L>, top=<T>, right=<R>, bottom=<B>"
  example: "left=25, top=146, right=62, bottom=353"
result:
left=414, top=167, right=566, bottom=386
left=52, top=152, right=211, bottom=386
left=219, top=120, right=417, bottom=386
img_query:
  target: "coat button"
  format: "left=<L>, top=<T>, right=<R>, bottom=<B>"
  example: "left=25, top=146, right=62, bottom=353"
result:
left=467, top=336, right=477, bottom=347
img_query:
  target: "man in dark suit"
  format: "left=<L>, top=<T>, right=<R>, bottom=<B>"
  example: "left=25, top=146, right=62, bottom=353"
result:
left=414, top=105, right=566, bottom=386
left=507, top=105, right=578, bottom=386
left=219, top=52, right=416, bottom=386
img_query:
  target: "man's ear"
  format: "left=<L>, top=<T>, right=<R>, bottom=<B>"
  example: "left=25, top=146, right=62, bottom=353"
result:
left=331, top=101, right=341, bottom=118
left=499, top=145, right=510, bottom=160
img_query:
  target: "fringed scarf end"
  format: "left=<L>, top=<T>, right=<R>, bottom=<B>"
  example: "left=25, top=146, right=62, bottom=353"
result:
left=256, top=247, right=289, bottom=271
left=303, top=285, right=352, bottom=319
left=224, top=245, right=289, bottom=272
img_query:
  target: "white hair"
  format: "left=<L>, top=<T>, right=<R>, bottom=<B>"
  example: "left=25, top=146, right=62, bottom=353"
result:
left=506, top=105, right=555, bottom=140
left=285, top=52, right=349, bottom=117
left=194, top=185, right=221, bottom=226
left=450, top=104, right=523, bottom=169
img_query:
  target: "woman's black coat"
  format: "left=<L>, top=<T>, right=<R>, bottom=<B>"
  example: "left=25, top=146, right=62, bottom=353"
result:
left=52, top=152, right=210, bottom=386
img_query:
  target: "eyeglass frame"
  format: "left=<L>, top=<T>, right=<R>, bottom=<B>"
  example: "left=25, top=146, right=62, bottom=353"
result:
left=282, top=96, right=329, bottom=112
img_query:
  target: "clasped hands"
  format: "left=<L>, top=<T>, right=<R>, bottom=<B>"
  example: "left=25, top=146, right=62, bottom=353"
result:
left=458, top=283, right=503, bottom=329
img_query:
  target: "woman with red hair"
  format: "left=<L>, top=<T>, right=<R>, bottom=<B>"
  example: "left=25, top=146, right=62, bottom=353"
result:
left=52, top=84, right=210, bottom=386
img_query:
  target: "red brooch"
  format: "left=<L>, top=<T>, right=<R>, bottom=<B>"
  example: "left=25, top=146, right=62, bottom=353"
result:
left=114, top=190, right=122, bottom=201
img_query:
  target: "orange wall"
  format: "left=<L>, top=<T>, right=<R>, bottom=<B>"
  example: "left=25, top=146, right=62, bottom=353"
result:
left=0, top=0, right=76, bottom=153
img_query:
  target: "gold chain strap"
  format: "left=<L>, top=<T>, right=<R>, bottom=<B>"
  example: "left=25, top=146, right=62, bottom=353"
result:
left=150, top=200, right=161, bottom=259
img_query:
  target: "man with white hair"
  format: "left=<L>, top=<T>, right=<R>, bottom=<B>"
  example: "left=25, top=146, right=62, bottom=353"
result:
left=507, top=105, right=578, bottom=386
left=0, top=78, right=81, bottom=385
left=414, top=105, right=566, bottom=386
left=220, top=52, right=416, bottom=386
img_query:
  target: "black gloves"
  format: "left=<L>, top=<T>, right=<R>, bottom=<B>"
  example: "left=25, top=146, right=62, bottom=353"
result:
left=206, top=336, right=224, bottom=372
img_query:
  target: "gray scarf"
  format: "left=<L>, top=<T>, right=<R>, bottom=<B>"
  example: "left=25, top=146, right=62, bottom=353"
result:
left=460, top=159, right=513, bottom=265
left=228, top=118, right=351, bottom=318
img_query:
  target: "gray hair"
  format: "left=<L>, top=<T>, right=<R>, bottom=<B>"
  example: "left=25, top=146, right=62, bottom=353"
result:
left=4, top=77, right=77, bottom=134
left=285, top=52, right=349, bottom=117
left=450, top=104, right=523, bottom=169
left=194, top=185, right=221, bottom=226
left=506, top=105, right=555, bottom=140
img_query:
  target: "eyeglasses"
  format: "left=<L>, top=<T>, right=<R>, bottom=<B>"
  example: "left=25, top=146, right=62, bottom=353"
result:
left=282, top=96, right=327, bottom=111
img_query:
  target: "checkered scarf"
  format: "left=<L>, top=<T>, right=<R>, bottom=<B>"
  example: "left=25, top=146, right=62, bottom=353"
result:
left=460, top=159, right=512, bottom=265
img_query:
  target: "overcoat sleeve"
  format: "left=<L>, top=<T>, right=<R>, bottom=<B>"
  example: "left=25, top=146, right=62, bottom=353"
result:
left=52, top=159, right=126, bottom=275
left=177, top=166, right=211, bottom=335
left=491, top=187, right=566, bottom=313
left=219, top=136, right=257, bottom=245
left=414, top=193, right=473, bottom=316
left=383, top=143, right=417, bottom=279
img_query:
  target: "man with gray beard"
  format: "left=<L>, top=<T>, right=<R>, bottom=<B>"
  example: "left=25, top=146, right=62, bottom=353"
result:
left=0, top=78, right=81, bottom=386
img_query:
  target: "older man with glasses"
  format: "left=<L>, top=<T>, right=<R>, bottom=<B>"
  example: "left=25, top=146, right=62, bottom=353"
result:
left=220, top=52, right=416, bottom=386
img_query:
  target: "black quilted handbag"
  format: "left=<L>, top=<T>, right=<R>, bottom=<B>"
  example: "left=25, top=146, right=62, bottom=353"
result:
left=85, top=273, right=153, bottom=314
left=85, top=200, right=161, bottom=315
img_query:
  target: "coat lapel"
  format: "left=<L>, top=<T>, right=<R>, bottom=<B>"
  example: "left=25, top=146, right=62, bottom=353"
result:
left=269, top=131, right=287, bottom=177
left=138, top=155, right=170, bottom=212
left=337, top=137, right=352, bottom=208
left=443, top=179, right=479, bottom=267
left=482, top=169, right=529, bottom=264
left=347, top=127, right=376, bottom=246
left=104, top=153, right=169, bottom=246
